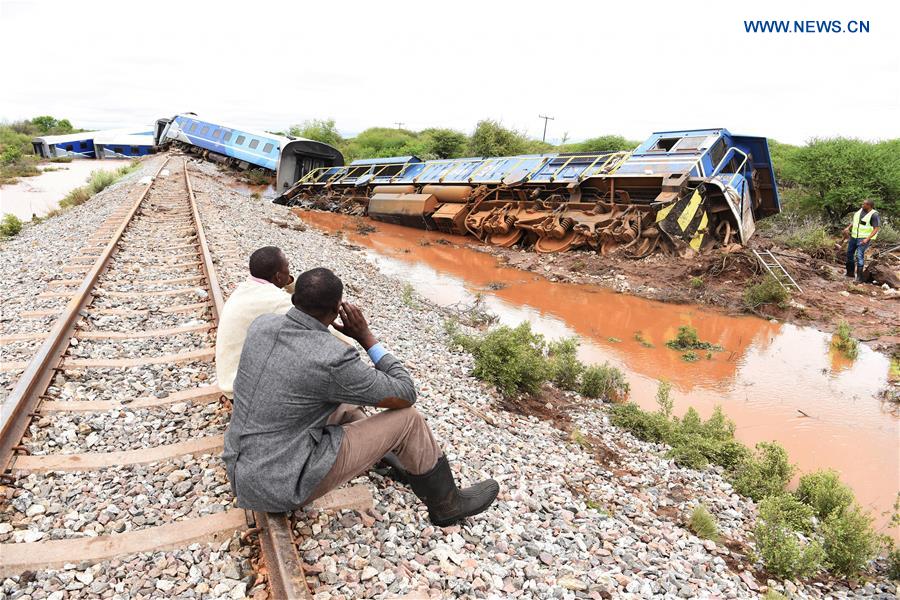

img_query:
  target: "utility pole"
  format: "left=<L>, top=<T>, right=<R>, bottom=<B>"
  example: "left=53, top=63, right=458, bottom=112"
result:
left=394, top=121, right=405, bottom=130
left=538, top=114, right=554, bottom=142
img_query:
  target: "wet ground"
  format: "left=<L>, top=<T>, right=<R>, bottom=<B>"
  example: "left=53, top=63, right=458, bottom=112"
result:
left=296, top=209, right=899, bottom=535
left=0, top=159, right=131, bottom=220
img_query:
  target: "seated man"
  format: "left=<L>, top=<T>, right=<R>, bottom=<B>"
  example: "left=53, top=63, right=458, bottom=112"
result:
left=223, top=267, right=499, bottom=526
left=215, top=245, right=350, bottom=398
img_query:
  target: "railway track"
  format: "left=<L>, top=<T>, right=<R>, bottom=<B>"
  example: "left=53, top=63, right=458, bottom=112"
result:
left=0, top=158, right=311, bottom=598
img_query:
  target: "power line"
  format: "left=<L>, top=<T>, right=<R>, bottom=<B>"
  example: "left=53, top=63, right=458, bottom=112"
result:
left=394, top=122, right=405, bottom=130
left=538, top=114, right=555, bottom=142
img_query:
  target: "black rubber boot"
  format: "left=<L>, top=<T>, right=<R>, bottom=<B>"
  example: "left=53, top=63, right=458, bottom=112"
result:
left=407, top=455, right=499, bottom=527
left=371, top=451, right=410, bottom=485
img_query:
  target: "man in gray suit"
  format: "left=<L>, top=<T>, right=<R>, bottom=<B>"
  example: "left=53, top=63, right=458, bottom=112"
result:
left=223, top=267, right=499, bottom=526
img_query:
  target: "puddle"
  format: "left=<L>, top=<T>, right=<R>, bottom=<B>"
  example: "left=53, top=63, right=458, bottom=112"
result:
left=0, top=160, right=132, bottom=220
left=297, top=209, right=899, bottom=535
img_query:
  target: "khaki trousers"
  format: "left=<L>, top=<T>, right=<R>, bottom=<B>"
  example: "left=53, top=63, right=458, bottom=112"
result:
left=305, top=405, right=442, bottom=504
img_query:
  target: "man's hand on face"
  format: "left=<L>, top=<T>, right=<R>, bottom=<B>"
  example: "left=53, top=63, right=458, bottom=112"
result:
left=333, top=302, right=377, bottom=350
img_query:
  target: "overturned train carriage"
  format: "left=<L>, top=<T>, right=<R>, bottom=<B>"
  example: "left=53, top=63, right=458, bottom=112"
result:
left=275, top=128, right=779, bottom=255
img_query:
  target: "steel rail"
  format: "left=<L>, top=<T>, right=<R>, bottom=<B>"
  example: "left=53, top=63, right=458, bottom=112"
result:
left=0, top=157, right=170, bottom=474
left=183, top=160, right=312, bottom=600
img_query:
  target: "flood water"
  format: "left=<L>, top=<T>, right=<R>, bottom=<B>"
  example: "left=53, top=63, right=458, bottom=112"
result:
left=297, top=209, right=899, bottom=535
left=0, top=160, right=131, bottom=221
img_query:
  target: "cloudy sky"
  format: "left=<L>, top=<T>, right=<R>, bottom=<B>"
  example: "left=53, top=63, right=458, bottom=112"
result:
left=1, top=0, right=897, bottom=145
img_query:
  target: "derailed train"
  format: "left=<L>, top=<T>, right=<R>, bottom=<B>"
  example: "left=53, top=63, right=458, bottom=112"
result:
left=275, top=128, right=779, bottom=255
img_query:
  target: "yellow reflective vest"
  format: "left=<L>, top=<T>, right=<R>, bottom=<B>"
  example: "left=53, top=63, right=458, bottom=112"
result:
left=851, top=209, right=878, bottom=240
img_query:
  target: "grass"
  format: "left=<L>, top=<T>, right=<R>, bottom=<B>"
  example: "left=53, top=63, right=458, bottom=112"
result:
left=49, top=156, right=73, bottom=163
left=633, top=331, right=654, bottom=348
left=830, top=321, right=859, bottom=360
left=0, top=213, right=23, bottom=238
left=243, top=168, right=271, bottom=185
left=401, top=283, right=419, bottom=309
left=0, top=156, right=40, bottom=185
left=689, top=505, right=720, bottom=541
left=689, top=276, right=704, bottom=289
left=781, top=219, right=836, bottom=258
left=743, top=275, right=790, bottom=310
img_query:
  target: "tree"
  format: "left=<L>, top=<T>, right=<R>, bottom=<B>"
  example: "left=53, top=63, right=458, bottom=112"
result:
left=288, top=119, right=343, bottom=147
left=558, top=135, right=639, bottom=154
left=469, top=120, right=528, bottom=157
left=420, top=128, right=467, bottom=159
left=340, top=127, right=425, bottom=162
left=790, top=138, right=899, bottom=221
left=30, top=116, right=59, bottom=133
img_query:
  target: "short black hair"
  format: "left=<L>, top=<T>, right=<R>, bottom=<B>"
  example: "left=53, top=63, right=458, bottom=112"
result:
left=292, top=267, right=343, bottom=317
left=249, top=246, right=286, bottom=281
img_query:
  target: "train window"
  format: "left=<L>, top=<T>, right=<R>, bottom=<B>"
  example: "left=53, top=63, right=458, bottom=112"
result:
left=222, top=132, right=232, bottom=142
left=201, top=126, right=209, bottom=135
left=650, top=137, right=678, bottom=152
left=249, top=139, right=259, bottom=150
left=131, top=146, right=139, bottom=153
left=65, top=144, right=73, bottom=151
left=114, top=147, right=123, bottom=153
left=212, top=129, right=221, bottom=138
left=235, top=135, right=246, bottom=145
left=263, top=143, right=274, bottom=154
left=80, top=142, right=88, bottom=149
left=190, top=123, right=198, bottom=133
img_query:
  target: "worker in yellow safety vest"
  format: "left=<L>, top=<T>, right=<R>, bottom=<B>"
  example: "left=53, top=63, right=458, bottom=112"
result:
left=843, top=199, right=880, bottom=282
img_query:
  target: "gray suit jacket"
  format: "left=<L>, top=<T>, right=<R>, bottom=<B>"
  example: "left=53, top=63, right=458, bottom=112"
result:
left=222, top=307, right=416, bottom=512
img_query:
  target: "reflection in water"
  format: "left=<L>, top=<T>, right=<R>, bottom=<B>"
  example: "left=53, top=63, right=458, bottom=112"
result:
left=297, top=209, right=900, bottom=536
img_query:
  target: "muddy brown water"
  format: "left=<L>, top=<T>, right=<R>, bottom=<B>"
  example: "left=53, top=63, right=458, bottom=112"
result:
left=0, top=160, right=132, bottom=220
left=298, top=209, right=898, bottom=535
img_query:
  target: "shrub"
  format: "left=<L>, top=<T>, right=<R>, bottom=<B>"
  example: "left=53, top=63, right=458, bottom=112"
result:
left=609, top=402, right=674, bottom=443
left=887, top=547, right=900, bottom=581
left=876, top=220, right=899, bottom=245
left=1, top=145, right=22, bottom=165
left=689, top=505, right=720, bottom=541
left=731, top=442, right=795, bottom=501
left=821, top=504, right=879, bottom=577
left=666, top=325, right=721, bottom=351
left=401, top=283, right=418, bottom=308
left=580, top=362, right=629, bottom=402
left=655, top=380, right=673, bottom=418
left=743, top=275, right=790, bottom=310
left=467, top=322, right=549, bottom=397
left=633, top=331, right=654, bottom=348
left=244, top=168, right=271, bottom=185
left=58, top=186, right=91, bottom=208
left=830, top=321, right=859, bottom=360
left=0, top=213, right=24, bottom=237
left=547, top=337, right=585, bottom=391
left=754, top=499, right=825, bottom=579
left=759, top=494, right=817, bottom=534
left=796, top=470, right=854, bottom=520
left=690, top=276, right=704, bottom=289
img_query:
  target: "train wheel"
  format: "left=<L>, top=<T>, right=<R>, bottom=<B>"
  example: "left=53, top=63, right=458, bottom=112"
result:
left=488, top=229, right=524, bottom=248
left=535, top=230, right=579, bottom=253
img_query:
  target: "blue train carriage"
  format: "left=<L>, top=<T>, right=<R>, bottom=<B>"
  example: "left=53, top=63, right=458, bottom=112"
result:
left=31, top=132, right=99, bottom=159
left=155, top=114, right=344, bottom=192
left=94, top=131, right=157, bottom=159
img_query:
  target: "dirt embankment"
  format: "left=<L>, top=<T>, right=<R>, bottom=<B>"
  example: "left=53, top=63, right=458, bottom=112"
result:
left=479, top=236, right=900, bottom=356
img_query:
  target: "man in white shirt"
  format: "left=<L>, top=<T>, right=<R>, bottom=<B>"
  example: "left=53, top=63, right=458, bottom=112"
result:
left=215, top=247, right=406, bottom=478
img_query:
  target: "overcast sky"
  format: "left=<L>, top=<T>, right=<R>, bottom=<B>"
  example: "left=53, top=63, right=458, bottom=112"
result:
left=1, top=0, right=897, bottom=145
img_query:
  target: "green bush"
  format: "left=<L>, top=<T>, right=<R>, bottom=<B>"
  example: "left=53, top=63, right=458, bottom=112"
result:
left=689, top=505, right=720, bottom=541
left=830, top=321, right=859, bottom=360
left=666, top=325, right=721, bottom=351
left=780, top=219, right=836, bottom=258
left=689, top=276, right=704, bottom=289
left=1, top=145, right=22, bottom=165
left=580, top=362, right=630, bottom=402
left=743, top=275, right=790, bottom=310
left=655, top=379, right=673, bottom=418
left=731, top=442, right=795, bottom=501
left=467, top=322, right=549, bottom=398
left=887, top=547, right=900, bottom=581
left=547, top=338, right=585, bottom=391
left=754, top=497, right=825, bottom=579
left=877, top=220, right=900, bottom=245
left=821, top=504, right=879, bottom=577
left=759, top=495, right=817, bottom=534
left=796, top=470, right=854, bottom=520
left=0, top=213, right=24, bottom=237
left=609, top=402, right=675, bottom=443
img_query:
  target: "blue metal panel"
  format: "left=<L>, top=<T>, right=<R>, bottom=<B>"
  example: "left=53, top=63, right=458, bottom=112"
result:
left=53, top=138, right=96, bottom=158
left=171, top=116, right=283, bottom=171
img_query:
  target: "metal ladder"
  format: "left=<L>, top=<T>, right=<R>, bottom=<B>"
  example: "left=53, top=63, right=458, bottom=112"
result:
left=752, top=249, right=802, bottom=293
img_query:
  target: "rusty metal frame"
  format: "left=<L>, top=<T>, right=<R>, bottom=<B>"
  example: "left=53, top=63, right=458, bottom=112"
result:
left=0, top=158, right=170, bottom=474
left=183, top=160, right=311, bottom=600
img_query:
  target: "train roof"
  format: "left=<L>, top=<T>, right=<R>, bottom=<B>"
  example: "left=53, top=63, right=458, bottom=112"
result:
left=31, top=131, right=99, bottom=144
left=171, top=113, right=296, bottom=147
left=93, top=131, right=156, bottom=146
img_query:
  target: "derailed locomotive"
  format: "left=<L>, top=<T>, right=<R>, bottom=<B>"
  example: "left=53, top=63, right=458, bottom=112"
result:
left=276, top=128, right=779, bottom=255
